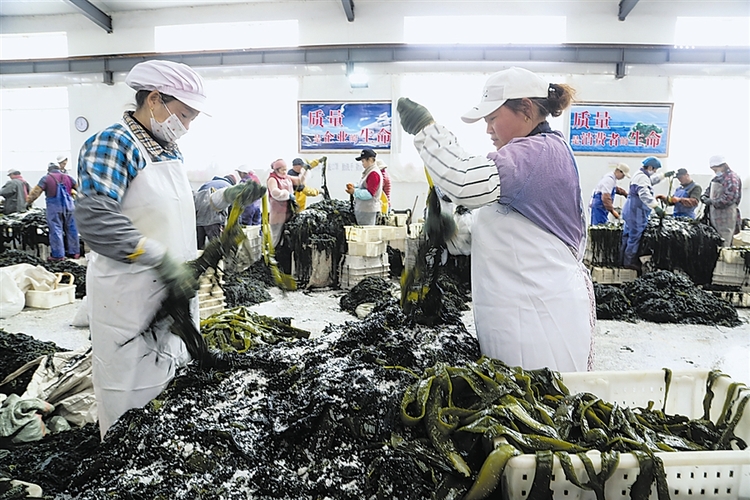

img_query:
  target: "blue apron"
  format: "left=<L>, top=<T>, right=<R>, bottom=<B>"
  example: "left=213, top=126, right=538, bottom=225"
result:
left=620, top=183, right=651, bottom=267
left=673, top=182, right=696, bottom=218
left=46, top=173, right=79, bottom=258
left=590, top=187, right=615, bottom=225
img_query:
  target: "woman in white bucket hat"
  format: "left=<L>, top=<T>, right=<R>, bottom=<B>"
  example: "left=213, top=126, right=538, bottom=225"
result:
left=590, top=162, right=630, bottom=225
left=398, top=67, right=594, bottom=372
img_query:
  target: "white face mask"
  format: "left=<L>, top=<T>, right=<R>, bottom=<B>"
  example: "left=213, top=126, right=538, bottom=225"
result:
left=150, top=101, right=188, bottom=143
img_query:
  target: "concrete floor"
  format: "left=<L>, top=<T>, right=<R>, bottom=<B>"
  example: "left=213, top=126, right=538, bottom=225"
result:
left=2, top=287, right=749, bottom=384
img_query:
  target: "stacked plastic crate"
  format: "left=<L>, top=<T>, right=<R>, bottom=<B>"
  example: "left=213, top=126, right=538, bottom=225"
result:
left=341, top=226, right=391, bottom=289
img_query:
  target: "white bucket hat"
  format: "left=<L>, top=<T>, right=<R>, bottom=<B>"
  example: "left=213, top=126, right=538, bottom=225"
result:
left=461, top=67, right=549, bottom=123
left=125, top=60, right=210, bottom=116
left=611, top=162, right=630, bottom=178
left=709, top=155, right=726, bottom=168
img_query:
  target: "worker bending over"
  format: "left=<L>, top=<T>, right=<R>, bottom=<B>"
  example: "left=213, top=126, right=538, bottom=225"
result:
left=590, top=163, right=629, bottom=225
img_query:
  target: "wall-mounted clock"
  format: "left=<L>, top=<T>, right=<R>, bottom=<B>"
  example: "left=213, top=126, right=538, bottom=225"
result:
left=75, top=116, right=89, bottom=132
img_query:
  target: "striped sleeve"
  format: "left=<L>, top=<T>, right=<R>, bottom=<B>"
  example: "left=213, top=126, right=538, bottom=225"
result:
left=413, top=123, right=500, bottom=209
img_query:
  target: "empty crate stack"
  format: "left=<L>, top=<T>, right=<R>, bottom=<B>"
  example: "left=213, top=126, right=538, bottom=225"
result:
left=341, top=226, right=392, bottom=289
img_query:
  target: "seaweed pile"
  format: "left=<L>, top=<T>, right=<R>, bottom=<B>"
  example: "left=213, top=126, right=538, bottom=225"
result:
left=284, top=199, right=356, bottom=288
left=0, top=209, right=49, bottom=257
left=595, top=270, right=741, bottom=326
left=401, top=360, right=748, bottom=499
left=339, top=275, right=394, bottom=314
left=201, top=306, right=310, bottom=352
left=587, top=224, right=623, bottom=267
left=34, top=304, right=480, bottom=499
left=593, top=283, right=638, bottom=322
left=222, top=259, right=274, bottom=308
left=639, top=217, right=723, bottom=285
left=0, top=330, right=63, bottom=396
left=0, top=249, right=87, bottom=299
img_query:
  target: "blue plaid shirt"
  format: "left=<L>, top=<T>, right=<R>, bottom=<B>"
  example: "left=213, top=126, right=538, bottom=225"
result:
left=77, top=111, right=183, bottom=202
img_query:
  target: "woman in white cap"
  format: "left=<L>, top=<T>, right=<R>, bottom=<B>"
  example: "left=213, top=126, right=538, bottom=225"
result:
left=76, top=60, right=262, bottom=438
left=589, top=163, right=629, bottom=225
left=398, top=67, right=593, bottom=372
left=701, top=155, right=742, bottom=246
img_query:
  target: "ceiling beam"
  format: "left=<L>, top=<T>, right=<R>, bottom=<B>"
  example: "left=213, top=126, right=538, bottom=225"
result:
left=63, top=0, right=112, bottom=33
left=341, top=0, right=354, bottom=22
left=2, top=43, right=748, bottom=79
left=618, top=0, right=640, bottom=21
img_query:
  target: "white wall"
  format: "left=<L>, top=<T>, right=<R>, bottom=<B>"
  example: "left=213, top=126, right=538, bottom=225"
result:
left=2, top=1, right=749, bottom=215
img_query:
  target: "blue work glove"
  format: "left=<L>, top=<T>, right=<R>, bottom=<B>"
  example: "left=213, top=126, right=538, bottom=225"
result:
left=156, top=253, right=199, bottom=301
left=223, top=181, right=267, bottom=207
left=653, top=206, right=666, bottom=218
left=701, top=195, right=713, bottom=206
left=397, top=97, right=434, bottom=135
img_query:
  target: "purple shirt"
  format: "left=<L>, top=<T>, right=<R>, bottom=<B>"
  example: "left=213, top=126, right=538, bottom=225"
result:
left=39, top=169, right=76, bottom=198
left=487, top=131, right=584, bottom=251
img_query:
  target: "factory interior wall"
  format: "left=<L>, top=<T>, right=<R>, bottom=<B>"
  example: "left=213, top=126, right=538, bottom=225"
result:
left=2, top=2, right=749, bottom=215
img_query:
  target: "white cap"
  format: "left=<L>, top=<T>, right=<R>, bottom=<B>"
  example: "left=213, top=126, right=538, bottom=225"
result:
left=56, top=154, right=68, bottom=163
left=125, top=60, right=210, bottom=116
left=461, top=67, right=549, bottom=123
left=611, top=162, right=630, bottom=178
left=709, top=155, right=726, bottom=167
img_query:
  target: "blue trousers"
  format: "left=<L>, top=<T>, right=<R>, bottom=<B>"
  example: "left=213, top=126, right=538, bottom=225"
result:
left=47, top=202, right=79, bottom=258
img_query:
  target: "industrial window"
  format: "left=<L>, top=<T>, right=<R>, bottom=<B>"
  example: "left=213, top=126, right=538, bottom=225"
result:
left=155, top=20, right=299, bottom=52
left=675, top=17, right=750, bottom=47
left=0, top=32, right=67, bottom=60
left=404, top=16, right=566, bottom=45
left=1, top=87, right=71, bottom=192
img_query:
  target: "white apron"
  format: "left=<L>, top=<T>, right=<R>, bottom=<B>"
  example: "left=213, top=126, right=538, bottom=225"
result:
left=709, top=178, right=737, bottom=247
left=472, top=205, right=592, bottom=372
left=89, top=125, right=197, bottom=437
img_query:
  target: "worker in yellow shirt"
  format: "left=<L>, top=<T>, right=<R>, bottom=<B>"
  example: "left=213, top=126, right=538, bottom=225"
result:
left=288, top=158, right=321, bottom=211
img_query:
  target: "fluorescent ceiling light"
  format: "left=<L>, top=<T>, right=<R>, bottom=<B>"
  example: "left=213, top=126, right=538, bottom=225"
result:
left=404, top=16, right=566, bottom=45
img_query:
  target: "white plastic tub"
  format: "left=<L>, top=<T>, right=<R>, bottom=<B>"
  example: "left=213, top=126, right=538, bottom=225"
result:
left=500, top=370, right=750, bottom=499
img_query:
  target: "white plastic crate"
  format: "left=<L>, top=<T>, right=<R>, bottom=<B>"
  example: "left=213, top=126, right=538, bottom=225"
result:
left=347, top=240, right=387, bottom=257
left=713, top=291, right=750, bottom=308
left=342, top=253, right=389, bottom=269
left=387, top=238, right=406, bottom=253
left=501, top=370, right=750, bottom=500
left=345, top=225, right=382, bottom=243
left=719, top=248, right=748, bottom=265
left=199, top=302, right=224, bottom=319
left=25, top=273, right=76, bottom=309
left=591, top=266, right=638, bottom=284
left=339, top=265, right=390, bottom=289
left=712, top=261, right=750, bottom=289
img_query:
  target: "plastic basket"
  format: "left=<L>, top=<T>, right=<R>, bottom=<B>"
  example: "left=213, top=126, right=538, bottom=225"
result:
left=344, top=225, right=382, bottom=243
left=591, top=266, right=638, bottom=284
left=500, top=370, right=750, bottom=500
left=24, top=272, right=76, bottom=309
left=347, top=240, right=387, bottom=257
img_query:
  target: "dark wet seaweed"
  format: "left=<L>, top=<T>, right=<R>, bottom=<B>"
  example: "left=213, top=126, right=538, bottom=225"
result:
left=339, top=276, right=393, bottom=314
left=0, top=330, right=64, bottom=396
left=639, top=217, right=723, bottom=285
left=596, top=270, right=741, bottom=326
left=0, top=249, right=87, bottom=299
left=222, top=260, right=274, bottom=308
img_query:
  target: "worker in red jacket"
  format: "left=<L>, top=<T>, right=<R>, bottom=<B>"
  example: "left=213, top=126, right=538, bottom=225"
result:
left=345, top=148, right=383, bottom=225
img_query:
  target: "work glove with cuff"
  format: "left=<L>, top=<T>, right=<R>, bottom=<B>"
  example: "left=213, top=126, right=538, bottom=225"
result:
left=663, top=171, right=675, bottom=178
left=653, top=206, right=666, bottom=218
left=223, top=180, right=267, bottom=207
left=288, top=194, right=299, bottom=213
left=398, top=97, right=434, bottom=135
left=700, top=195, right=713, bottom=206
left=156, top=253, right=199, bottom=302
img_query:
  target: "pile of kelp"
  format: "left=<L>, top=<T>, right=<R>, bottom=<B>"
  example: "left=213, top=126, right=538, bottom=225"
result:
left=201, top=306, right=310, bottom=352
left=640, top=216, right=723, bottom=285
left=0, top=209, right=49, bottom=256
left=7, top=304, right=481, bottom=499
left=3, top=312, right=748, bottom=499
left=595, top=270, right=741, bottom=326
left=222, top=259, right=274, bottom=308
left=339, top=275, right=395, bottom=314
left=0, top=330, right=63, bottom=396
left=587, top=223, right=623, bottom=267
left=284, top=199, right=356, bottom=288
left=400, top=360, right=748, bottom=500
left=0, top=249, right=87, bottom=299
